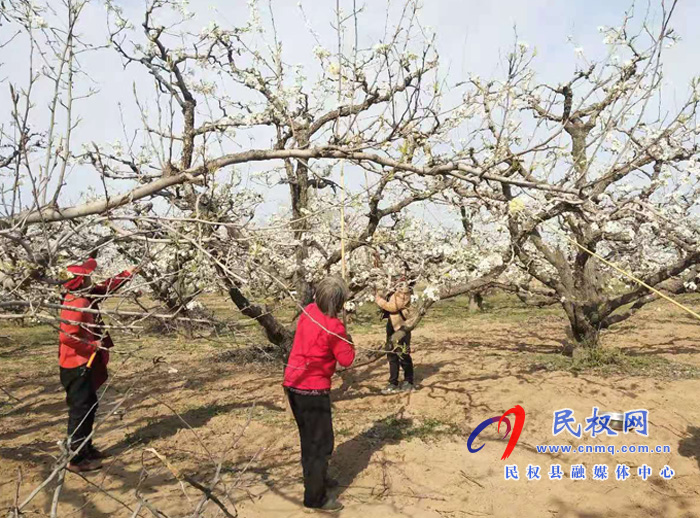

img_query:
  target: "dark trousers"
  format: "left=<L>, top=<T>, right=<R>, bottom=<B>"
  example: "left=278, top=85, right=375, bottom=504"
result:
left=386, top=321, right=414, bottom=386
left=60, top=366, right=98, bottom=464
left=286, top=389, right=334, bottom=508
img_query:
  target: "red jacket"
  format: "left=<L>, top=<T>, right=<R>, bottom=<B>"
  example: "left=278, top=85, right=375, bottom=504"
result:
left=59, top=271, right=132, bottom=372
left=283, top=303, right=355, bottom=391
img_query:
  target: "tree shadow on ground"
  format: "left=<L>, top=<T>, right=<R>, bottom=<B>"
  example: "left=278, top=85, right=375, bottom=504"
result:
left=414, top=358, right=456, bottom=385
left=0, top=398, right=285, bottom=472
left=546, top=498, right=613, bottom=518
left=0, top=439, right=57, bottom=466
left=549, top=495, right=694, bottom=518
left=678, top=426, right=700, bottom=470
left=111, top=400, right=285, bottom=450
left=622, top=339, right=700, bottom=357
left=332, top=410, right=409, bottom=498
left=47, top=446, right=225, bottom=518
left=212, top=411, right=420, bottom=511
left=434, top=333, right=564, bottom=355
left=332, top=359, right=456, bottom=403
left=6, top=398, right=288, bottom=518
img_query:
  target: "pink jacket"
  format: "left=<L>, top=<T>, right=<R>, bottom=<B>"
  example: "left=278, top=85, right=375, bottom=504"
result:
left=283, top=303, right=355, bottom=391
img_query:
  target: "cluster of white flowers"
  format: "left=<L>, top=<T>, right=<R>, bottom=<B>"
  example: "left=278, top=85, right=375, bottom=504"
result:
left=193, top=79, right=218, bottom=96
left=603, top=220, right=625, bottom=234
left=200, top=21, right=222, bottom=39
left=600, top=26, right=624, bottom=46
left=111, top=140, right=125, bottom=157
left=26, top=9, right=48, bottom=30
left=423, top=284, right=441, bottom=302
left=313, top=46, right=331, bottom=60
left=475, top=254, right=503, bottom=275
left=5, top=0, right=700, bottom=347
left=246, top=0, right=263, bottom=33
left=327, top=62, right=341, bottom=77
left=114, top=17, right=133, bottom=30
left=373, top=43, right=391, bottom=55
left=186, top=300, right=204, bottom=311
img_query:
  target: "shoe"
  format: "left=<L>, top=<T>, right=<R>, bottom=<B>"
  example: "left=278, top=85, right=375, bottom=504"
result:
left=401, top=381, right=416, bottom=392
left=381, top=384, right=401, bottom=394
left=317, top=498, right=344, bottom=513
left=87, top=446, right=110, bottom=460
left=67, top=459, right=103, bottom=473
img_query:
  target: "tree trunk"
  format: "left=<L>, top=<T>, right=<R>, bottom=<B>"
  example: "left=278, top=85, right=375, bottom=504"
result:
left=226, top=284, right=294, bottom=353
left=287, top=134, right=314, bottom=307
left=562, top=302, right=601, bottom=355
left=468, top=292, right=484, bottom=312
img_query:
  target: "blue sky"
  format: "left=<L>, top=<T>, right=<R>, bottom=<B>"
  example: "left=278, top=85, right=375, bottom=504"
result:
left=1, top=0, right=698, bottom=222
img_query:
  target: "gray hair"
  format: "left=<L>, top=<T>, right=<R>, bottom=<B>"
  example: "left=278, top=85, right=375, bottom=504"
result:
left=314, top=275, right=349, bottom=318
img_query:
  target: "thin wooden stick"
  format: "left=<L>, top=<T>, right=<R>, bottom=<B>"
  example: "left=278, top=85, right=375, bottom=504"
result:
left=137, top=495, right=170, bottom=518
left=0, top=385, right=22, bottom=403
left=15, top=383, right=134, bottom=512
left=145, top=448, right=236, bottom=518
left=336, top=0, right=347, bottom=284
left=130, top=502, right=143, bottom=518
left=50, top=442, right=70, bottom=518
left=50, top=462, right=66, bottom=518
left=12, top=467, right=22, bottom=518
left=340, top=161, right=347, bottom=281
left=336, top=0, right=348, bottom=328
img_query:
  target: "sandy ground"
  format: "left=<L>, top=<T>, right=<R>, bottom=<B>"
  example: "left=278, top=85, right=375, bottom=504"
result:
left=1, top=300, right=700, bottom=518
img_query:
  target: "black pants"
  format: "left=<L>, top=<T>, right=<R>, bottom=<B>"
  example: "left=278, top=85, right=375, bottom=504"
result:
left=60, top=366, right=98, bottom=464
left=386, top=321, right=414, bottom=386
left=286, top=389, right=334, bottom=508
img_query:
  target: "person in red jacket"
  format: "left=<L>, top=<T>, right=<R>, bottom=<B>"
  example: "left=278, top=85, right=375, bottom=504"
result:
left=283, top=276, right=355, bottom=513
left=59, top=258, right=137, bottom=473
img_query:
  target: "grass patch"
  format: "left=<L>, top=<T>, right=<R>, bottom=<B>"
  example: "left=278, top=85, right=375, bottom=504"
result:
left=527, top=346, right=700, bottom=379
left=334, top=425, right=354, bottom=438
left=418, top=292, right=564, bottom=329
left=365, top=415, right=460, bottom=443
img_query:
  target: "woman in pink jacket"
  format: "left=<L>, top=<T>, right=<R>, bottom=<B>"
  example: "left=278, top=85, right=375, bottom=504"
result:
left=283, top=276, right=355, bottom=513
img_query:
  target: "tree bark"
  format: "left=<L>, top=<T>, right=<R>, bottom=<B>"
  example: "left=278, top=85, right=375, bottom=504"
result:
left=468, top=293, right=484, bottom=312
left=287, top=132, right=314, bottom=307
left=562, top=301, right=601, bottom=355
left=213, top=259, right=294, bottom=353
